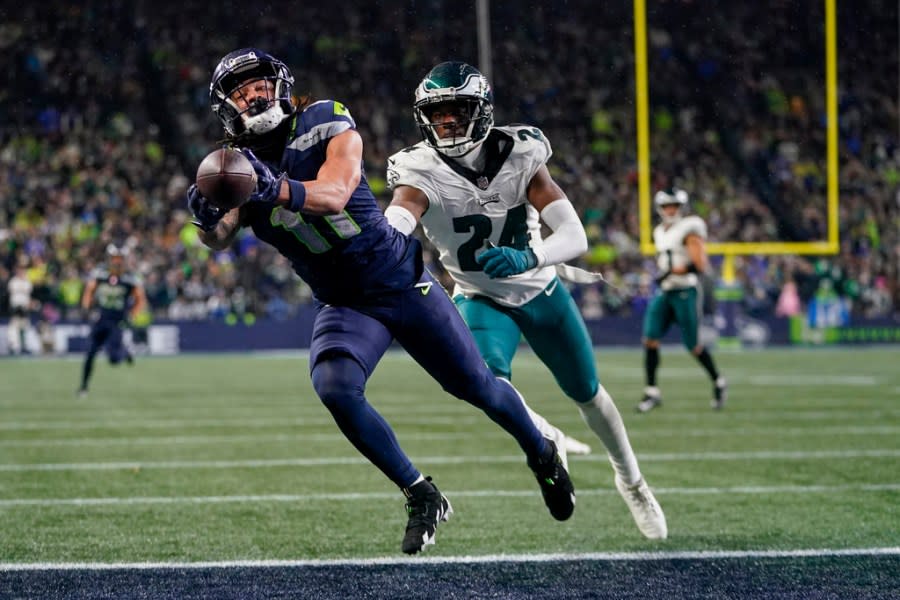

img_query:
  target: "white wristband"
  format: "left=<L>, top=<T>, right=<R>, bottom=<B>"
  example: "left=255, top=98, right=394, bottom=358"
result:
left=385, top=205, right=418, bottom=235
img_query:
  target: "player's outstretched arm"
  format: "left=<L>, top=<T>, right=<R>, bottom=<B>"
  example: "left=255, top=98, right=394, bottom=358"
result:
left=269, top=129, right=364, bottom=217
left=525, top=165, right=588, bottom=267
left=197, top=206, right=243, bottom=251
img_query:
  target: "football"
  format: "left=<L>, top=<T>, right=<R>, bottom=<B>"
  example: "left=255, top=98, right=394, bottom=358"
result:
left=195, top=148, right=258, bottom=210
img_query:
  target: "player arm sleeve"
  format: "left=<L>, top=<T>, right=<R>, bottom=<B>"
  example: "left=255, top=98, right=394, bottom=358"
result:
left=531, top=199, right=589, bottom=267
left=384, top=205, right=418, bottom=235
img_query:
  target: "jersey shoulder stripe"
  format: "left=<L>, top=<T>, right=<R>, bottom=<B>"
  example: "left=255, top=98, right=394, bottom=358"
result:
left=301, top=99, right=356, bottom=129
left=287, top=100, right=355, bottom=161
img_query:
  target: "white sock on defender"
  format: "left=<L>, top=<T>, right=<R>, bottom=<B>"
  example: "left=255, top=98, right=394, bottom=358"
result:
left=578, top=385, right=642, bottom=485
left=497, top=377, right=551, bottom=435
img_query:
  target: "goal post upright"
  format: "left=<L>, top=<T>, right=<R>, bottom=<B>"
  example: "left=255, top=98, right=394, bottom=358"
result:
left=632, top=0, right=839, bottom=343
left=633, top=0, right=840, bottom=264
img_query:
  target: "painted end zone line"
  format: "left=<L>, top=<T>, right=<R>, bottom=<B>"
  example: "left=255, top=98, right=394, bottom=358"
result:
left=2, top=547, right=898, bottom=572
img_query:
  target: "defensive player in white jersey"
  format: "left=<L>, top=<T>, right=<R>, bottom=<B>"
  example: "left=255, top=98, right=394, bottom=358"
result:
left=637, top=189, right=727, bottom=413
left=385, top=61, right=666, bottom=539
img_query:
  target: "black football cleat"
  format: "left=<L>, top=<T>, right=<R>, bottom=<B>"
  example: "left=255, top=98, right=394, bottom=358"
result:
left=401, top=476, right=453, bottom=554
left=528, top=440, right=575, bottom=521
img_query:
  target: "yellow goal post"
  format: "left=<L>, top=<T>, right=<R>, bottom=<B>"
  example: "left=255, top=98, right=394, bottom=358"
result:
left=632, top=0, right=839, bottom=283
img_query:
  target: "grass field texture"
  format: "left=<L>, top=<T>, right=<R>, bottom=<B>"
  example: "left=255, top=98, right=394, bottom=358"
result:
left=0, top=347, right=898, bottom=564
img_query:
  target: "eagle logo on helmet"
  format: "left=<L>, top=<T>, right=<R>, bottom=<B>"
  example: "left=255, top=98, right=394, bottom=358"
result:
left=413, top=61, right=494, bottom=158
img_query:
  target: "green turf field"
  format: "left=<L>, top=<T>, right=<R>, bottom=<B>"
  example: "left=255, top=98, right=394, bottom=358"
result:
left=1, top=348, right=897, bottom=563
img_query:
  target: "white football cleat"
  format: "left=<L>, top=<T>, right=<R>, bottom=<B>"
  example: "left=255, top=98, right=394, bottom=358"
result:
left=615, top=476, right=668, bottom=540
left=636, top=387, right=662, bottom=413
left=562, top=435, right=592, bottom=456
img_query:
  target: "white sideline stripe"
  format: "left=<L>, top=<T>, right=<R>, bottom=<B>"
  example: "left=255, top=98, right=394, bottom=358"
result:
left=4, top=425, right=899, bottom=448
left=1, top=483, right=898, bottom=508
left=1, top=547, right=898, bottom=572
left=3, top=409, right=898, bottom=430
left=2, top=449, right=899, bottom=472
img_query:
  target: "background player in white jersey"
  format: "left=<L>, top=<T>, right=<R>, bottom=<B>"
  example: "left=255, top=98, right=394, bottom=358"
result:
left=6, top=263, right=33, bottom=355
left=637, top=189, right=727, bottom=413
left=385, top=61, right=666, bottom=539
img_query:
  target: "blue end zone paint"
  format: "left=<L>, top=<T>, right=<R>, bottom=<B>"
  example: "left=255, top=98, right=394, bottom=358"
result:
left=3, top=556, right=899, bottom=600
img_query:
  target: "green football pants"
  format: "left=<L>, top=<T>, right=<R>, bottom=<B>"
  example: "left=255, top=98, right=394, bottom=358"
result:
left=454, top=277, right=599, bottom=403
left=642, top=286, right=701, bottom=349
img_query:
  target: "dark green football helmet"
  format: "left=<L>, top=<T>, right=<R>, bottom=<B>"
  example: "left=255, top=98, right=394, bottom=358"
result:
left=414, top=61, right=494, bottom=157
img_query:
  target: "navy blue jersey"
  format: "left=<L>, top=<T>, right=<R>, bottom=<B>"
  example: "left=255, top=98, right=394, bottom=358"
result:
left=241, top=100, right=421, bottom=304
left=88, top=268, right=139, bottom=322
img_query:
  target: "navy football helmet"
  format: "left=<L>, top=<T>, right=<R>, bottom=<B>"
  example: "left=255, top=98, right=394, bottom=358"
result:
left=210, top=49, right=295, bottom=137
left=414, top=62, right=494, bottom=157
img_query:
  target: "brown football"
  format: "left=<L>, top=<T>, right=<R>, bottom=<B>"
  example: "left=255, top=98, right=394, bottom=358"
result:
left=196, top=148, right=258, bottom=210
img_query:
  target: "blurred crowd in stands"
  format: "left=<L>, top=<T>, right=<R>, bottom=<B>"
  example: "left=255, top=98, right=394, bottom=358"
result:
left=1, top=0, right=897, bottom=337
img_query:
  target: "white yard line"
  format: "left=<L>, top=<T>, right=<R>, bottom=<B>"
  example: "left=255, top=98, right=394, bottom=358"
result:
left=2, top=409, right=898, bottom=431
left=0, top=483, right=898, bottom=508
left=3, top=425, right=899, bottom=448
left=1, top=449, right=899, bottom=472
left=1, top=547, right=897, bottom=571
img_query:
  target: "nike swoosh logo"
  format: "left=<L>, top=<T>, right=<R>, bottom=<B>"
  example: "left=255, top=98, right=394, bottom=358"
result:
left=544, top=280, right=558, bottom=296
left=415, top=281, right=433, bottom=296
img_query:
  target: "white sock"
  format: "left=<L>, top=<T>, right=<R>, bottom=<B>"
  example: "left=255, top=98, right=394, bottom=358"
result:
left=7, top=320, right=22, bottom=353
left=578, top=385, right=642, bottom=485
left=498, top=378, right=556, bottom=441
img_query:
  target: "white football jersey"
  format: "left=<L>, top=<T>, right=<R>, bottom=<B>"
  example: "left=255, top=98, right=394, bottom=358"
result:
left=653, top=215, right=707, bottom=291
left=7, top=275, right=33, bottom=309
left=387, top=125, right=557, bottom=307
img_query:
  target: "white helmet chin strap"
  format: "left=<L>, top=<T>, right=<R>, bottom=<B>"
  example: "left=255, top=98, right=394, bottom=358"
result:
left=242, top=104, right=288, bottom=135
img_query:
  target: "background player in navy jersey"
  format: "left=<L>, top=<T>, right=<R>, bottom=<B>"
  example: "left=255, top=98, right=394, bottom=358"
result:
left=186, top=49, right=575, bottom=554
left=78, top=244, right=146, bottom=397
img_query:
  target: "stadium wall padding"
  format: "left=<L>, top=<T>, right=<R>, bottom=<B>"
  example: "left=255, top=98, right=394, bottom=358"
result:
left=4, top=313, right=900, bottom=355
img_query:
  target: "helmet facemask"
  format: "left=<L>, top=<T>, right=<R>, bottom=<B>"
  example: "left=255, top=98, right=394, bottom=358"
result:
left=210, top=50, right=295, bottom=138
left=415, top=97, right=492, bottom=157
left=414, top=62, right=494, bottom=158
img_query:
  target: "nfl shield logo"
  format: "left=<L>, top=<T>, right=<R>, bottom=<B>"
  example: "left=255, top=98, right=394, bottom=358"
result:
left=476, top=176, right=489, bottom=190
